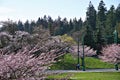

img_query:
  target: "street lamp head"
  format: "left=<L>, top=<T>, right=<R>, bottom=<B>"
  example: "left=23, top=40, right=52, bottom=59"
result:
left=113, top=29, right=117, bottom=34
left=113, top=29, right=118, bottom=44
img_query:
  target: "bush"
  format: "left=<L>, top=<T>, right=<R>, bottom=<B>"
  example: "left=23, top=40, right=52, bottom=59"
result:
left=99, top=44, right=120, bottom=64
left=61, top=34, right=76, bottom=46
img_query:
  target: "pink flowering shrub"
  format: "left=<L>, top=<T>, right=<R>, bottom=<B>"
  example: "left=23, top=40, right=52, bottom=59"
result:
left=70, top=45, right=96, bottom=57
left=0, top=45, right=66, bottom=80
left=99, top=44, right=120, bottom=64
left=0, top=31, right=68, bottom=80
left=0, top=26, right=69, bottom=79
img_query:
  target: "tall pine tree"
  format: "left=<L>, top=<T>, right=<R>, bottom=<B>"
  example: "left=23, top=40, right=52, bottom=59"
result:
left=105, top=5, right=116, bottom=44
left=24, top=20, right=30, bottom=33
left=48, top=16, right=54, bottom=36
left=116, top=3, right=120, bottom=23
left=84, top=1, right=96, bottom=48
left=17, top=20, right=24, bottom=31
left=96, top=0, right=107, bottom=54
left=97, top=0, right=106, bottom=28
left=86, top=1, right=96, bottom=30
left=106, top=5, right=116, bottom=35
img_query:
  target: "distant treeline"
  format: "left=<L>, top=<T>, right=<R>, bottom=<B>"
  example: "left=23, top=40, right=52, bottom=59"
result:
left=0, top=0, right=120, bottom=54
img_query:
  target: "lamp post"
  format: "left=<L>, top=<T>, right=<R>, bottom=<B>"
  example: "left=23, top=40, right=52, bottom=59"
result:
left=82, top=35, right=85, bottom=71
left=76, top=37, right=80, bottom=70
left=113, top=29, right=119, bottom=70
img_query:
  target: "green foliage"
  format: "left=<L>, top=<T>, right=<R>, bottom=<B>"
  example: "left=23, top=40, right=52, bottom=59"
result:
left=98, top=0, right=107, bottom=23
left=48, top=16, right=54, bottom=36
left=116, top=4, right=120, bottom=23
left=17, top=20, right=24, bottom=31
left=95, top=29, right=106, bottom=54
left=84, top=24, right=95, bottom=48
left=94, top=0, right=107, bottom=53
left=105, top=5, right=116, bottom=35
left=24, top=20, right=30, bottom=33
left=84, top=1, right=96, bottom=48
left=61, top=34, right=76, bottom=45
left=47, top=72, right=120, bottom=80
left=50, top=54, right=115, bottom=70
left=86, top=1, right=96, bottom=30
left=48, top=22, right=54, bottom=36
left=116, top=23, right=120, bottom=38
left=73, top=18, right=82, bottom=32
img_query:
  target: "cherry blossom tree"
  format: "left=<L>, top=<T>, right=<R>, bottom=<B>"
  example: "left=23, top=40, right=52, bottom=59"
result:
left=0, top=32, right=12, bottom=48
left=99, top=44, right=120, bottom=64
left=99, top=44, right=120, bottom=70
left=0, top=23, right=71, bottom=79
left=0, top=43, right=67, bottom=80
left=69, top=45, right=96, bottom=57
left=0, top=29, right=68, bottom=54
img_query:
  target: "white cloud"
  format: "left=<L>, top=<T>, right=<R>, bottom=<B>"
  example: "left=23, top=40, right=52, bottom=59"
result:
left=0, top=7, right=15, bottom=14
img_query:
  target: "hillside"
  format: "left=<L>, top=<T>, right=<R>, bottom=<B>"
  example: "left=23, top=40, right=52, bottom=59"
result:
left=50, top=54, right=116, bottom=70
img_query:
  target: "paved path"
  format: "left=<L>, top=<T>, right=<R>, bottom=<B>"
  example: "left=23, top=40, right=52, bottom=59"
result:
left=46, top=69, right=120, bottom=74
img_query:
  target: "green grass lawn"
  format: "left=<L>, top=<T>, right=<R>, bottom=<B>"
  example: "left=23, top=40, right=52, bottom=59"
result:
left=47, top=72, right=120, bottom=80
left=50, top=53, right=119, bottom=70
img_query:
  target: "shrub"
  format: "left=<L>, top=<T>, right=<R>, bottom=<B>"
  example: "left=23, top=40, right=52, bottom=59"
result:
left=99, top=44, right=120, bottom=64
left=0, top=45, right=66, bottom=80
left=70, top=45, right=96, bottom=57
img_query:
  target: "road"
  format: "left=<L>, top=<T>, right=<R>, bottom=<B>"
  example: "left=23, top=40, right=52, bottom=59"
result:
left=45, top=69, right=120, bottom=74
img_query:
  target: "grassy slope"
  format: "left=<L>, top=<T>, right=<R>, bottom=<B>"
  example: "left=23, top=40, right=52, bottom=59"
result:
left=50, top=53, right=116, bottom=70
left=47, top=72, right=120, bottom=80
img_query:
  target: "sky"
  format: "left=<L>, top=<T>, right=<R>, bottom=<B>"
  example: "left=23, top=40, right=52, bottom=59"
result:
left=0, top=0, right=119, bottom=22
